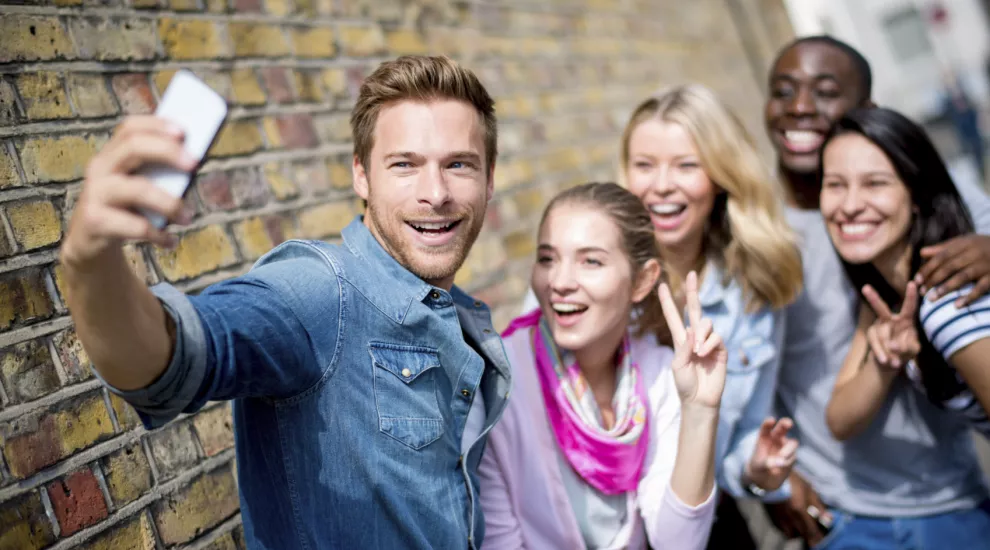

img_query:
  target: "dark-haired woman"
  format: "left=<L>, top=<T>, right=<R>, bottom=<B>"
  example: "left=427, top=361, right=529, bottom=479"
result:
left=821, top=106, right=990, bottom=549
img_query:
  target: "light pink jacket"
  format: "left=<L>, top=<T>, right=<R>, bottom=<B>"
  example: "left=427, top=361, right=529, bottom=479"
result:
left=478, top=329, right=717, bottom=550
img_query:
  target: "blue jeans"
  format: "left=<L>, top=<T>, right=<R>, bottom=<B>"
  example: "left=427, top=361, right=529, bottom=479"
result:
left=814, top=500, right=990, bottom=550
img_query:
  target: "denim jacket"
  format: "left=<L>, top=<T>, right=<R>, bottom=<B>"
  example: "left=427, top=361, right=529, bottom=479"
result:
left=700, top=263, right=789, bottom=502
left=102, top=217, right=512, bottom=549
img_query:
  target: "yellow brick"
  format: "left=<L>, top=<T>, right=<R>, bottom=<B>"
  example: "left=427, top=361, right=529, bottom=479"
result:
left=265, top=0, right=293, bottom=16
left=1, top=146, right=21, bottom=189
left=233, top=217, right=274, bottom=260
left=16, top=72, right=72, bottom=120
left=152, top=225, right=239, bottom=281
left=386, top=30, right=428, bottom=55
left=321, top=68, right=347, bottom=97
left=338, top=25, right=386, bottom=57
left=229, top=23, right=290, bottom=57
left=66, top=73, right=117, bottom=118
left=264, top=163, right=298, bottom=199
left=327, top=159, right=351, bottom=189
left=297, top=201, right=356, bottom=239
left=109, top=393, right=141, bottom=431
left=19, top=134, right=104, bottom=183
left=159, top=19, right=230, bottom=60
left=78, top=512, right=155, bottom=550
left=208, top=121, right=263, bottom=157
left=56, top=394, right=114, bottom=455
left=153, top=70, right=177, bottom=96
left=291, top=27, right=335, bottom=58
left=54, top=0, right=83, bottom=5
left=0, top=493, right=56, bottom=550
left=6, top=200, right=62, bottom=251
left=261, top=117, right=282, bottom=149
left=101, top=444, right=152, bottom=506
left=170, top=0, right=200, bottom=11
left=154, top=468, right=240, bottom=545
left=293, top=70, right=324, bottom=102
left=504, top=230, right=535, bottom=260
left=231, top=69, right=266, bottom=105
left=0, top=15, right=75, bottom=63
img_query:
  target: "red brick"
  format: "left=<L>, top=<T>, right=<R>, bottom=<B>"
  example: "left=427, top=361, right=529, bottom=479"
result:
left=0, top=268, right=55, bottom=331
left=276, top=114, right=318, bottom=149
left=0, top=339, right=61, bottom=404
left=52, top=328, right=94, bottom=383
left=147, top=422, right=200, bottom=481
left=1, top=414, right=61, bottom=479
left=0, top=491, right=56, bottom=550
left=47, top=468, right=110, bottom=536
left=111, top=73, right=157, bottom=115
left=192, top=404, right=234, bottom=456
left=153, top=467, right=240, bottom=545
left=233, top=0, right=262, bottom=11
left=101, top=444, right=153, bottom=506
left=229, top=168, right=271, bottom=208
left=259, top=67, right=294, bottom=104
left=292, top=160, right=332, bottom=196
left=195, top=171, right=235, bottom=212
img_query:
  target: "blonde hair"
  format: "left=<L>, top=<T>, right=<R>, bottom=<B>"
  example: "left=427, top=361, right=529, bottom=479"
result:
left=540, top=182, right=671, bottom=345
left=619, top=84, right=802, bottom=311
left=350, top=55, right=497, bottom=172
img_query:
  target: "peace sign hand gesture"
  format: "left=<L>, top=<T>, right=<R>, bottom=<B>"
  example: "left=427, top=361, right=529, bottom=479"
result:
left=861, top=282, right=921, bottom=370
left=659, top=271, right=727, bottom=410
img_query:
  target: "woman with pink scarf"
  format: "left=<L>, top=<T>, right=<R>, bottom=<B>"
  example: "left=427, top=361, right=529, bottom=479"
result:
left=478, top=182, right=723, bottom=549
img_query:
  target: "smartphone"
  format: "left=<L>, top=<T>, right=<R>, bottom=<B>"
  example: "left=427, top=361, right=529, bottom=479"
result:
left=139, top=70, right=227, bottom=228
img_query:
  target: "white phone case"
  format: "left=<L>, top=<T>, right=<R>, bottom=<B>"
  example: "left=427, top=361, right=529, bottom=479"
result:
left=140, top=70, right=227, bottom=229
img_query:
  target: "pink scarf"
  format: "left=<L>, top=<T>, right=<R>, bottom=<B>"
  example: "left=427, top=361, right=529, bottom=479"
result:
left=503, top=309, right=650, bottom=495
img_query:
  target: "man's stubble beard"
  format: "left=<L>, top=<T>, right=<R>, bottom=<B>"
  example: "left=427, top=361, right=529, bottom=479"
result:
left=366, top=197, right=487, bottom=285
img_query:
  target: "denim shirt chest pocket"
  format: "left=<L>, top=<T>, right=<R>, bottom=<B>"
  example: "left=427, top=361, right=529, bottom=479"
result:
left=722, top=336, right=776, bottom=412
left=370, top=342, right=445, bottom=450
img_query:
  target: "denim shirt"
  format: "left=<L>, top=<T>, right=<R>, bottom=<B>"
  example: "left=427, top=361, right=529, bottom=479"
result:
left=699, top=263, right=789, bottom=502
left=102, top=217, right=512, bottom=550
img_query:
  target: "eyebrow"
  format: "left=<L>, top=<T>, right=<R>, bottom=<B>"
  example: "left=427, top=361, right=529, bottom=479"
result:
left=770, top=73, right=841, bottom=85
left=384, top=151, right=424, bottom=162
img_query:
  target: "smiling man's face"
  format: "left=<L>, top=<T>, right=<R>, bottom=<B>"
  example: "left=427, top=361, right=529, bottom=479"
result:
left=764, top=42, right=867, bottom=176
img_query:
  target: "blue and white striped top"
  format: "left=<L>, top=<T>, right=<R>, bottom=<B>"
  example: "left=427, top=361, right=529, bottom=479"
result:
left=912, top=284, right=990, bottom=436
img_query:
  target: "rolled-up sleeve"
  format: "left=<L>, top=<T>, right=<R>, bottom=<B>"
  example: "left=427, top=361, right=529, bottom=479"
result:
left=97, top=240, right=341, bottom=430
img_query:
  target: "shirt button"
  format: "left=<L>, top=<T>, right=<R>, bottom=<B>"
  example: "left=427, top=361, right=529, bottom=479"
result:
left=401, top=368, right=412, bottom=378
left=740, top=352, right=749, bottom=366
left=461, top=389, right=471, bottom=398
left=430, top=290, right=441, bottom=300
left=483, top=328, right=492, bottom=334
left=474, top=300, right=483, bottom=308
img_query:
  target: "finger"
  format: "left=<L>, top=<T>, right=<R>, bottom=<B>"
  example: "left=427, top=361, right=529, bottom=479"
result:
left=900, top=282, right=920, bottom=319
left=686, top=270, right=702, bottom=329
left=776, top=438, right=800, bottom=461
left=85, top=206, right=177, bottom=247
left=103, top=176, right=189, bottom=222
left=693, top=318, right=713, bottom=352
left=678, top=327, right=695, bottom=363
left=808, top=491, right=832, bottom=523
left=112, top=115, right=185, bottom=140
left=659, top=282, right=686, bottom=343
left=958, top=275, right=990, bottom=307
left=867, top=326, right=889, bottom=365
left=918, top=251, right=974, bottom=297
left=98, top=133, right=198, bottom=177
left=697, top=331, right=722, bottom=358
left=799, top=509, right=824, bottom=543
left=931, top=267, right=978, bottom=301
left=862, top=285, right=893, bottom=320
left=770, top=417, right=794, bottom=440
left=759, top=417, right=776, bottom=438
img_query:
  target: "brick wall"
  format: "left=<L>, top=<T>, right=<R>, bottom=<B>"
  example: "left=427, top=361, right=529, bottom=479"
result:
left=0, top=1, right=792, bottom=548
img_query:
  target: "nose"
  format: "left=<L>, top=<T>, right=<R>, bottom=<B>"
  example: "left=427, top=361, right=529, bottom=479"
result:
left=840, top=186, right=866, bottom=217
left=549, top=260, right=578, bottom=294
left=649, top=165, right=676, bottom=195
left=786, top=86, right=816, bottom=117
left=415, top=163, right=452, bottom=208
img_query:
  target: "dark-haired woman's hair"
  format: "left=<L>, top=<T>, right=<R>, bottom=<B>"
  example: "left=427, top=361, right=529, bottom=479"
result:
left=539, top=182, right=671, bottom=345
left=819, top=106, right=974, bottom=402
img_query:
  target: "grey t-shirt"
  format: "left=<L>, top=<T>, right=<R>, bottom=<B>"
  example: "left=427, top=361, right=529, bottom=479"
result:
left=779, top=205, right=990, bottom=517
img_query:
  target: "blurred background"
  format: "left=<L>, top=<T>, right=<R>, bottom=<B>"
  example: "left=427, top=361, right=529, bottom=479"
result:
left=0, top=0, right=987, bottom=548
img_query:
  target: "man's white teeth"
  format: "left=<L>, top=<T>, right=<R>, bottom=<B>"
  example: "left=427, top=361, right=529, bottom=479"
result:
left=841, top=223, right=875, bottom=235
left=784, top=131, right=823, bottom=145
left=412, top=221, right=453, bottom=231
left=650, top=204, right=685, bottom=215
left=552, top=303, right=587, bottom=313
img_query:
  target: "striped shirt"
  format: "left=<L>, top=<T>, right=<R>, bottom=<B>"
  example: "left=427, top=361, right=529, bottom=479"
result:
left=913, top=284, right=990, bottom=436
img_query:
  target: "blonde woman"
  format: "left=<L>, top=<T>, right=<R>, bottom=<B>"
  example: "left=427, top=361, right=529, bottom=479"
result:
left=622, top=85, right=803, bottom=547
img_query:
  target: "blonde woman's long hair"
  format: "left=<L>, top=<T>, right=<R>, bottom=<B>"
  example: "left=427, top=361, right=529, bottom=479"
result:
left=619, top=84, right=802, bottom=311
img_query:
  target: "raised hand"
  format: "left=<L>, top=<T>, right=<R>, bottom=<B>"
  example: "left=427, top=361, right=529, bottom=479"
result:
left=746, top=417, right=799, bottom=492
left=61, top=116, right=196, bottom=268
left=659, top=271, right=727, bottom=409
left=861, top=282, right=921, bottom=369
